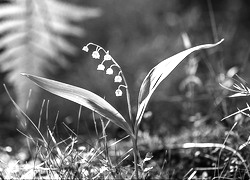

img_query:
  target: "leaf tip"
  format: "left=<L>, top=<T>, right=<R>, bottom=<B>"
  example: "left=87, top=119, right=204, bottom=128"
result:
left=20, top=73, right=29, bottom=77
left=217, top=39, right=224, bottom=45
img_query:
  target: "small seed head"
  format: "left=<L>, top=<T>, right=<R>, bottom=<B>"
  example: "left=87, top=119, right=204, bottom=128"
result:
left=82, top=46, right=89, bottom=52
left=114, top=75, right=122, bottom=83
left=92, top=50, right=100, bottom=59
left=115, top=89, right=123, bottom=97
left=106, top=68, right=113, bottom=75
left=97, top=64, right=105, bottom=71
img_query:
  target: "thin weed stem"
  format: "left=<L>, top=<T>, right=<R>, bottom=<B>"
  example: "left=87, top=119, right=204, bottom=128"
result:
left=100, top=118, right=112, bottom=166
left=52, top=111, right=59, bottom=134
left=38, top=99, right=45, bottom=130
left=92, top=112, right=99, bottom=138
left=46, top=100, right=50, bottom=130
left=25, top=89, right=32, bottom=113
left=77, top=105, right=82, bottom=136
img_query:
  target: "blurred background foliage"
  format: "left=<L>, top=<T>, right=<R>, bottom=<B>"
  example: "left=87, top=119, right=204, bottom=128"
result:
left=1, top=0, right=250, bottom=146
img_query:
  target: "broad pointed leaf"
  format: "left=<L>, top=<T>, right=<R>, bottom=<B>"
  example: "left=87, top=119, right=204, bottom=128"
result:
left=136, top=39, right=224, bottom=126
left=22, top=73, right=134, bottom=137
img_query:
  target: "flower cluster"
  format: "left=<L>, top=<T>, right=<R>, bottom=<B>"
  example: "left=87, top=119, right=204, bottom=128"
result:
left=82, top=43, right=127, bottom=97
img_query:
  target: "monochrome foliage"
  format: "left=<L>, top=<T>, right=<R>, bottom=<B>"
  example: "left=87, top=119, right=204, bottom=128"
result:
left=0, top=0, right=100, bottom=108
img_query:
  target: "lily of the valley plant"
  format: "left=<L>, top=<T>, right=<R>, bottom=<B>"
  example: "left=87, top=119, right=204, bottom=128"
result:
left=22, top=39, right=223, bottom=179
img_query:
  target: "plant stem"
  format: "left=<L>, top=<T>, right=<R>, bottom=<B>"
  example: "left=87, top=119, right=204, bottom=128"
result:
left=87, top=43, right=133, bottom=124
left=132, top=137, right=139, bottom=179
left=121, top=73, right=133, bottom=122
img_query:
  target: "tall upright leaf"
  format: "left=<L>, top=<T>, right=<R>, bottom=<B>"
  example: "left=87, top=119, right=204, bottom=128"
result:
left=136, top=39, right=224, bottom=126
left=21, top=73, right=134, bottom=137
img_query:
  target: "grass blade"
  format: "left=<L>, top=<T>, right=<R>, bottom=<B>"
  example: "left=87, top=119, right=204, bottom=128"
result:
left=4, top=84, right=47, bottom=144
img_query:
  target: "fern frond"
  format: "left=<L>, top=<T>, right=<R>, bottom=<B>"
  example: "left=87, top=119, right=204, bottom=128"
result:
left=0, top=0, right=100, bottom=110
left=0, top=4, right=25, bottom=18
left=0, top=19, right=25, bottom=34
left=0, top=31, right=26, bottom=49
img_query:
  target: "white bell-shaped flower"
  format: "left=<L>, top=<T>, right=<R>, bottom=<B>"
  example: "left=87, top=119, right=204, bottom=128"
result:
left=106, top=67, right=113, bottom=75
left=92, top=50, right=100, bottom=59
left=97, top=64, right=105, bottom=71
left=115, top=89, right=123, bottom=96
left=104, top=51, right=112, bottom=61
left=82, top=46, right=89, bottom=52
left=114, top=75, right=122, bottom=83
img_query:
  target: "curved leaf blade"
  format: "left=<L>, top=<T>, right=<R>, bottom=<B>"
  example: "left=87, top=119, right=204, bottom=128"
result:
left=136, top=39, right=224, bottom=126
left=21, top=73, right=134, bottom=136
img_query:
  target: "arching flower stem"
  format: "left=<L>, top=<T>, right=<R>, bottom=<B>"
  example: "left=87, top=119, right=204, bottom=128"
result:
left=120, top=72, right=133, bottom=124
left=85, top=43, right=133, bottom=125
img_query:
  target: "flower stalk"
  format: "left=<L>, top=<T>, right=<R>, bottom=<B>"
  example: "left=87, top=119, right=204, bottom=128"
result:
left=83, top=42, right=137, bottom=178
left=83, top=43, right=133, bottom=124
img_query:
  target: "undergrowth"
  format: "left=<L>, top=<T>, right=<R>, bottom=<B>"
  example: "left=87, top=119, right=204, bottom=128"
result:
left=1, top=37, right=250, bottom=179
